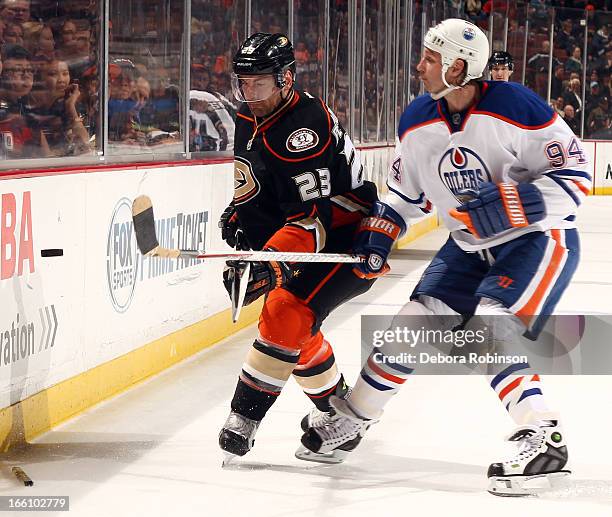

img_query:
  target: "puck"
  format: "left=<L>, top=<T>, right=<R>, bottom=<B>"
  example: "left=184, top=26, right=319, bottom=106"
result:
left=41, top=249, right=63, bottom=257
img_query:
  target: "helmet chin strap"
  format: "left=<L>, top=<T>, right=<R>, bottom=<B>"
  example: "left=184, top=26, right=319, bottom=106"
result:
left=430, top=63, right=466, bottom=101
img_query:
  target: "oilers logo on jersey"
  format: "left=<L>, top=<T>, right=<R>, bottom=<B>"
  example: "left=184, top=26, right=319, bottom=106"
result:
left=438, top=147, right=492, bottom=199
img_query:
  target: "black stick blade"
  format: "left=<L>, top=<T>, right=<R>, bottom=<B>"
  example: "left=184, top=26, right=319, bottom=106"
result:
left=132, top=195, right=159, bottom=256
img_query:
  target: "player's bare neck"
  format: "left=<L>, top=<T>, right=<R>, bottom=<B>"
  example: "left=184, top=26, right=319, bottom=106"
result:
left=445, top=83, right=479, bottom=114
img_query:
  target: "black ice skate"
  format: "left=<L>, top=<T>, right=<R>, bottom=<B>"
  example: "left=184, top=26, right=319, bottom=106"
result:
left=296, top=395, right=377, bottom=464
left=219, top=411, right=260, bottom=465
left=487, top=420, right=571, bottom=497
left=295, top=388, right=353, bottom=464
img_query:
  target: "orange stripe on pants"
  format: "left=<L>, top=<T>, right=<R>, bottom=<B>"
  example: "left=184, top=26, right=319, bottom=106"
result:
left=516, top=230, right=566, bottom=326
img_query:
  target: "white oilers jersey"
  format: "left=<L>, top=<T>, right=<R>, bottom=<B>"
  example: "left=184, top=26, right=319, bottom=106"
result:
left=386, top=81, right=592, bottom=251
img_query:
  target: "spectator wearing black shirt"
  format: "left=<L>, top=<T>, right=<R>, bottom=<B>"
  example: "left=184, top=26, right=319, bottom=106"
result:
left=556, top=19, right=577, bottom=56
left=587, top=95, right=610, bottom=136
left=591, top=23, right=609, bottom=59
left=563, top=104, right=580, bottom=135
left=528, top=40, right=562, bottom=73
left=551, top=64, right=566, bottom=100
left=590, top=115, right=612, bottom=139
left=586, top=81, right=604, bottom=114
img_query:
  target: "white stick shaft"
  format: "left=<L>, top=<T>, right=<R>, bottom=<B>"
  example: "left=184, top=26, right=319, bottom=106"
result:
left=150, top=246, right=364, bottom=263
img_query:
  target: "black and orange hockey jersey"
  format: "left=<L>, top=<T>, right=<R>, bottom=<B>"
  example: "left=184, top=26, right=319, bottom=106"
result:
left=233, top=90, right=377, bottom=252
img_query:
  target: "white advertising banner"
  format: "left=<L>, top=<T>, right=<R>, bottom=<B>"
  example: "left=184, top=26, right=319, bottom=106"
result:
left=588, top=140, right=612, bottom=194
left=0, top=163, right=234, bottom=408
left=0, top=175, right=86, bottom=407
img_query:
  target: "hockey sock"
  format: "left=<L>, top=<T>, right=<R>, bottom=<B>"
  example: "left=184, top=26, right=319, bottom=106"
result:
left=346, top=297, right=460, bottom=419
left=488, top=362, right=550, bottom=425
left=474, top=299, right=552, bottom=426
left=232, top=337, right=300, bottom=421
left=346, top=349, right=414, bottom=420
left=293, top=337, right=345, bottom=411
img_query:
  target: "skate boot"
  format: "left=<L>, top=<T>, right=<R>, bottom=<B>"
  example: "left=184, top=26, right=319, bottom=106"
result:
left=300, top=387, right=353, bottom=432
left=295, top=388, right=353, bottom=464
left=298, top=395, right=378, bottom=463
left=219, top=411, right=260, bottom=465
left=487, top=420, right=571, bottom=497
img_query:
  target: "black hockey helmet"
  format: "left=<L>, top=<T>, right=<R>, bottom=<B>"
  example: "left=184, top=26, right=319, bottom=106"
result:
left=232, top=33, right=296, bottom=85
left=487, top=50, right=514, bottom=71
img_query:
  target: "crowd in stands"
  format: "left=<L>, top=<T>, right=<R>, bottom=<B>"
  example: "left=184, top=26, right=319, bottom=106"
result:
left=1, top=0, right=186, bottom=160
left=1, top=0, right=611, bottom=162
left=467, top=0, right=611, bottom=137
left=0, top=0, right=98, bottom=159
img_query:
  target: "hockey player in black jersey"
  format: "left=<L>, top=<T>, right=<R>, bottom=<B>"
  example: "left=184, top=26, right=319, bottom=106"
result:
left=218, top=33, right=387, bottom=463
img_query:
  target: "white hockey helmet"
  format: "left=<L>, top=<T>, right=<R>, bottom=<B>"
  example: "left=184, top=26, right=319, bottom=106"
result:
left=424, top=18, right=489, bottom=98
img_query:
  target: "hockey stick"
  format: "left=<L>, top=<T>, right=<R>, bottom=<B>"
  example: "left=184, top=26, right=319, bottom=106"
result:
left=131, top=195, right=365, bottom=263
left=229, top=261, right=250, bottom=323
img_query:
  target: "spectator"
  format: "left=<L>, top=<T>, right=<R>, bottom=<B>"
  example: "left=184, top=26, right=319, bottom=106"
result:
left=149, top=67, right=179, bottom=134
left=587, top=95, right=609, bottom=135
left=594, top=47, right=612, bottom=81
left=32, top=58, right=90, bottom=156
left=562, top=77, right=583, bottom=115
left=590, top=114, right=612, bottom=139
left=466, top=0, right=483, bottom=20
left=0, top=0, right=30, bottom=25
left=79, top=63, right=99, bottom=141
left=563, top=104, right=580, bottom=135
left=591, top=23, right=609, bottom=59
left=556, top=19, right=577, bottom=56
left=528, top=40, right=561, bottom=73
left=22, top=21, right=55, bottom=61
left=108, top=59, right=139, bottom=142
left=67, top=20, right=93, bottom=77
left=552, top=95, right=565, bottom=117
left=0, top=44, right=48, bottom=158
left=586, top=80, right=603, bottom=113
left=551, top=64, right=566, bottom=99
left=565, top=46, right=583, bottom=75
left=294, top=41, right=310, bottom=66
left=57, top=20, right=78, bottom=62
left=3, top=22, right=23, bottom=46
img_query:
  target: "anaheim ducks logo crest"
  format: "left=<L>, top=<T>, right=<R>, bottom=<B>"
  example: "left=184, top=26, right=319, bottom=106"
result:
left=234, top=157, right=260, bottom=204
left=286, top=128, right=319, bottom=153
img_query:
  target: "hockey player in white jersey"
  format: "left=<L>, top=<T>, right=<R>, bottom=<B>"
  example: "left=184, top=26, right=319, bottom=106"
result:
left=299, top=18, right=590, bottom=496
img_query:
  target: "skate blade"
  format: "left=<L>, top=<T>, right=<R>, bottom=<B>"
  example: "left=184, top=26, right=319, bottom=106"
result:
left=294, top=445, right=348, bottom=464
left=488, top=470, right=571, bottom=497
left=222, top=452, right=238, bottom=467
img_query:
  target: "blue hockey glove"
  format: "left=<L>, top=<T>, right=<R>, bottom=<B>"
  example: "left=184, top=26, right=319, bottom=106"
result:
left=449, top=182, right=545, bottom=239
left=352, top=201, right=406, bottom=279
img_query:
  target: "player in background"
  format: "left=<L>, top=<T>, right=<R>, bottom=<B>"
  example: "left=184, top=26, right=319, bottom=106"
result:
left=218, top=33, right=379, bottom=463
left=301, top=19, right=591, bottom=496
left=488, top=50, right=514, bottom=82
